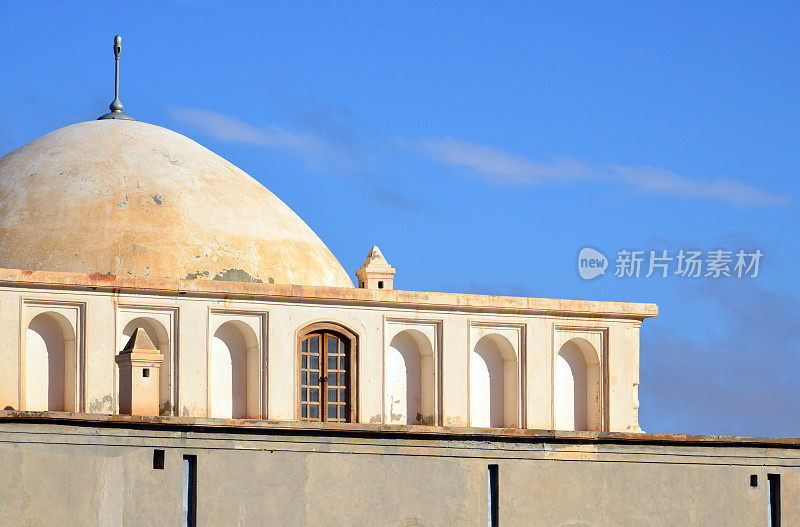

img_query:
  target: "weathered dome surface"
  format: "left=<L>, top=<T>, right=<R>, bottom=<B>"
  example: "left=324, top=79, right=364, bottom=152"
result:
left=0, top=120, right=353, bottom=287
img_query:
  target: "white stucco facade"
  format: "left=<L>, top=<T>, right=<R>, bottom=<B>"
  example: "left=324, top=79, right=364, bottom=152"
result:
left=0, top=269, right=655, bottom=432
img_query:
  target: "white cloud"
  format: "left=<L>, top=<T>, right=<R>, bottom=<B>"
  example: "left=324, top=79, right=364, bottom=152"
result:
left=168, top=106, right=336, bottom=159
left=414, top=137, right=594, bottom=185
left=168, top=106, right=422, bottom=209
left=168, top=108, right=791, bottom=207
left=609, top=165, right=789, bottom=207
left=643, top=280, right=800, bottom=437
left=413, top=137, right=791, bottom=207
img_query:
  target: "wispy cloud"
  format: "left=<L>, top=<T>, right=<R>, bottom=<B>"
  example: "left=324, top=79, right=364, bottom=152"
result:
left=611, top=164, right=789, bottom=207
left=641, top=280, right=800, bottom=437
left=169, top=108, right=789, bottom=208
left=169, top=106, right=421, bottom=210
left=169, top=106, right=335, bottom=158
left=413, top=137, right=594, bottom=185
left=412, top=137, right=791, bottom=207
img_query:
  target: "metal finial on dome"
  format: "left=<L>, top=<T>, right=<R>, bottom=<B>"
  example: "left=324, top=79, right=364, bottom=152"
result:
left=98, top=35, right=134, bottom=120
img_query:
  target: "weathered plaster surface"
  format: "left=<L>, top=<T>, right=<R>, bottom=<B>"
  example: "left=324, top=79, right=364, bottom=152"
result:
left=0, top=413, right=797, bottom=526
left=0, top=120, right=352, bottom=287
left=0, top=267, right=656, bottom=433
left=0, top=267, right=658, bottom=318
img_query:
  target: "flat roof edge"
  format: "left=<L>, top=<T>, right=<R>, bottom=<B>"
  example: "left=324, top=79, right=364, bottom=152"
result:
left=0, top=267, right=658, bottom=319
left=0, top=411, right=794, bottom=448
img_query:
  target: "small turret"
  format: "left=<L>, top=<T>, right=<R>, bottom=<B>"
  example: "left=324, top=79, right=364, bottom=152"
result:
left=356, top=245, right=395, bottom=290
left=115, top=327, right=164, bottom=416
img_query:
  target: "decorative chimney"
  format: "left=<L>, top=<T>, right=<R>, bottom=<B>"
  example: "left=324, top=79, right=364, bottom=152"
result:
left=115, top=328, right=163, bottom=416
left=356, top=245, right=395, bottom=290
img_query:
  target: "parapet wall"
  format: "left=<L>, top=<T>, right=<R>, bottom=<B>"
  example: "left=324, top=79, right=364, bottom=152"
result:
left=0, top=412, right=797, bottom=526
left=0, top=267, right=656, bottom=432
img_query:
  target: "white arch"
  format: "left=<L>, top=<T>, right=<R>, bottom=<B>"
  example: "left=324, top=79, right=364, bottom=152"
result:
left=385, top=329, right=435, bottom=425
left=122, top=317, right=171, bottom=415
left=469, top=334, right=518, bottom=428
left=555, top=338, right=601, bottom=431
left=209, top=321, right=260, bottom=419
left=25, top=312, right=77, bottom=412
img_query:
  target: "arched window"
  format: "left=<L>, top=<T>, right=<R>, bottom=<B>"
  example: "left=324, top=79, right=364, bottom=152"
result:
left=469, top=335, right=518, bottom=428
left=298, top=324, right=357, bottom=423
left=121, top=317, right=171, bottom=415
left=385, top=330, right=435, bottom=425
left=25, top=312, right=77, bottom=412
left=209, top=321, right=260, bottom=419
left=555, top=338, right=601, bottom=431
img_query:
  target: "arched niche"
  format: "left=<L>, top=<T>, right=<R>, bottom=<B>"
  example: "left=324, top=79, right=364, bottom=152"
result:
left=209, top=320, right=261, bottom=419
left=121, top=317, right=171, bottom=415
left=555, top=337, right=602, bottom=431
left=469, top=334, right=518, bottom=428
left=25, top=312, right=78, bottom=412
left=385, top=329, right=435, bottom=425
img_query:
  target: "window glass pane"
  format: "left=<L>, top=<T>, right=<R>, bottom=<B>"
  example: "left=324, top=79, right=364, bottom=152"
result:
left=310, top=388, right=319, bottom=402
left=301, top=405, right=307, bottom=418
left=301, top=387, right=308, bottom=401
left=301, top=355, right=307, bottom=369
left=340, top=341, right=346, bottom=355
left=310, top=372, right=319, bottom=385
left=310, top=354, right=319, bottom=370
left=327, top=336, right=338, bottom=355
left=309, top=405, right=319, bottom=419
left=328, top=355, right=337, bottom=370
left=339, top=405, right=347, bottom=419
left=309, top=336, right=319, bottom=354
left=301, top=372, right=307, bottom=386
left=328, top=388, right=337, bottom=403
left=328, top=405, right=337, bottom=419
left=302, top=340, right=307, bottom=354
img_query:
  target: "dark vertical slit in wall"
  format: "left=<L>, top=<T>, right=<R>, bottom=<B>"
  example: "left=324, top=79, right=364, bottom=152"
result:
left=183, top=455, right=197, bottom=527
left=768, top=473, right=781, bottom=527
left=488, top=464, right=499, bottom=526
left=152, top=449, right=164, bottom=470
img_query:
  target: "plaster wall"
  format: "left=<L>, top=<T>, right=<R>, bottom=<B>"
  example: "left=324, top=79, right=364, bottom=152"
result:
left=470, top=337, right=506, bottom=428
left=385, top=331, right=423, bottom=424
left=24, top=314, right=65, bottom=411
left=0, top=416, right=797, bottom=527
left=0, top=272, right=653, bottom=432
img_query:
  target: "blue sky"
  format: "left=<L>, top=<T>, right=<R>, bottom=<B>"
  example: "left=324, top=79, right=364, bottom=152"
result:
left=1, top=2, right=798, bottom=437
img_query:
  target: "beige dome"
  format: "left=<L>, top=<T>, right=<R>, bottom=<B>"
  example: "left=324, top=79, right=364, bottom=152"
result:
left=0, top=120, right=353, bottom=287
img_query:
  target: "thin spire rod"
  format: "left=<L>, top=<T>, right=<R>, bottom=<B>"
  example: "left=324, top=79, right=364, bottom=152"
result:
left=113, top=35, right=121, bottom=106
left=98, top=35, right=134, bottom=120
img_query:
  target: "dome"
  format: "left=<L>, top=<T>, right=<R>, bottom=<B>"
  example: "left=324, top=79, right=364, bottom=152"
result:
left=0, top=120, right=353, bottom=287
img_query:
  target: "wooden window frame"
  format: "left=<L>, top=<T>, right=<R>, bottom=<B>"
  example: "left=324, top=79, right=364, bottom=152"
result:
left=296, top=322, right=358, bottom=423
